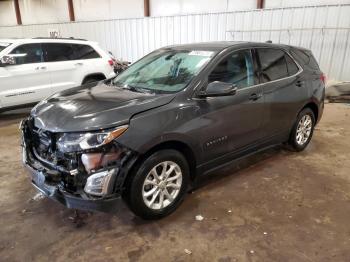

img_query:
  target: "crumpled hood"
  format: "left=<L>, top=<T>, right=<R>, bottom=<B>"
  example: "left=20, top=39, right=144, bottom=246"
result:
left=31, top=82, right=175, bottom=132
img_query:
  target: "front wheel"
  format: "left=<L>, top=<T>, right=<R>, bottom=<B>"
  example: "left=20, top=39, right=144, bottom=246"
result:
left=125, top=149, right=189, bottom=219
left=288, top=108, right=315, bottom=151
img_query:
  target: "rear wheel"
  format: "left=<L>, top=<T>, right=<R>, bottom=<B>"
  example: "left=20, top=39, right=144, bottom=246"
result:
left=288, top=108, right=315, bottom=151
left=125, top=149, right=189, bottom=219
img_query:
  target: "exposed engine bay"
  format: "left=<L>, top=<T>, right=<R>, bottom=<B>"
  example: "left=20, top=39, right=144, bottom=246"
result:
left=21, top=117, right=137, bottom=208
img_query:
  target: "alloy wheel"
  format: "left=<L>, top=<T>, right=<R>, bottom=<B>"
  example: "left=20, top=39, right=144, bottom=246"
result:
left=296, top=114, right=313, bottom=146
left=142, top=161, right=183, bottom=210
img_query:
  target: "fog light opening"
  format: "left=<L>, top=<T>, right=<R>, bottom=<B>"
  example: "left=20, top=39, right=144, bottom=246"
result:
left=84, top=169, right=116, bottom=196
left=81, top=150, right=121, bottom=173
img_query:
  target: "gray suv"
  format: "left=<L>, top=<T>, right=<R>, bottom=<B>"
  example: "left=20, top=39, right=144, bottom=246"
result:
left=21, top=42, right=325, bottom=219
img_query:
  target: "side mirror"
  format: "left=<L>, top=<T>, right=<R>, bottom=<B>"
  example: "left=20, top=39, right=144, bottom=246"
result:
left=108, top=51, right=115, bottom=58
left=0, top=55, right=17, bottom=66
left=199, top=81, right=237, bottom=98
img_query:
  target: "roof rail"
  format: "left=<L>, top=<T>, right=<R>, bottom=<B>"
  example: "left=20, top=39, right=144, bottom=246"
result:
left=32, top=37, right=88, bottom=41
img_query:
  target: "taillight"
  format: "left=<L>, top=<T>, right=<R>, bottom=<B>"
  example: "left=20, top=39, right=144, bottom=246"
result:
left=108, top=59, right=114, bottom=66
left=320, top=73, right=326, bottom=84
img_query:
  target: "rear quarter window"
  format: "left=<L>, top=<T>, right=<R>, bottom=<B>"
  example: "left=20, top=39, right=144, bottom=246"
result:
left=290, top=48, right=320, bottom=71
left=72, top=44, right=101, bottom=60
left=285, top=54, right=299, bottom=75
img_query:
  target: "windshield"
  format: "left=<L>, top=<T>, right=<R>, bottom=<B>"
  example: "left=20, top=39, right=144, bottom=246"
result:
left=113, top=49, right=214, bottom=94
left=0, top=42, right=11, bottom=53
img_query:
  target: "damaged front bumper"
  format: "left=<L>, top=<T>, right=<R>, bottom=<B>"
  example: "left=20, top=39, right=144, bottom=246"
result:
left=20, top=118, right=137, bottom=212
left=27, top=164, right=121, bottom=212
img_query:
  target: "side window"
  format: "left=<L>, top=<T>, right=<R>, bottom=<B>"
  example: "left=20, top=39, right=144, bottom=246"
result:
left=43, top=43, right=75, bottom=62
left=72, top=44, right=101, bottom=60
left=285, top=54, right=299, bottom=76
left=208, top=49, right=257, bottom=88
left=10, top=44, right=43, bottom=65
left=257, top=48, right=289, bottom=82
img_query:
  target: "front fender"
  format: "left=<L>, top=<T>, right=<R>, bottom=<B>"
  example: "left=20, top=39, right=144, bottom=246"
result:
left=116, top=103, right=202, bottom=162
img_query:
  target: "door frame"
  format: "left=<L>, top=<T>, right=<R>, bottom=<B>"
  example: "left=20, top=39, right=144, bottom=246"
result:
left=191, top=47, right=266, bottom=165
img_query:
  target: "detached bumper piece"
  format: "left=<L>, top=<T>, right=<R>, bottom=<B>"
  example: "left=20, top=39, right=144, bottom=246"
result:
left=21, top=118, right=137, bottom=212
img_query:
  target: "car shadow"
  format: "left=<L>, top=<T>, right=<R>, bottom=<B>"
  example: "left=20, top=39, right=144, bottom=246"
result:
left=107, top=145, right=289, bottom=226
left=192, top=145, right=285, bottom=190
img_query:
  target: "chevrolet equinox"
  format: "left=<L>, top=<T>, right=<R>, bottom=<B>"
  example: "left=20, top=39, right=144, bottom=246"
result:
left=21, top=42, right=325, bottom=219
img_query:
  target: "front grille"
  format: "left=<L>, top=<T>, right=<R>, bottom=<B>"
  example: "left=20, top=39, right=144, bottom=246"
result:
left=26, top=119, right=78, bottom=173
left=32, top=125, right=56, bottom=163
left=23, top=118, right=86, bottom=193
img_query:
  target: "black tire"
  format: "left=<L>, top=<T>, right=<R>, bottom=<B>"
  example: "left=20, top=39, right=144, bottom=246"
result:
left=125, top=149, right=190, bottom=220
left=288, top=108, right=315, bottom=151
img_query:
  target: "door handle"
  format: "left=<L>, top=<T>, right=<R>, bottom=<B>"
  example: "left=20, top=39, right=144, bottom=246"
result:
left=35, top=66, right=46, bottom=70
left=75, top=62, right=83, bottom=66
left=296, top=80, right=304, bottom=87
left=249, top=93, right=262, bottom=101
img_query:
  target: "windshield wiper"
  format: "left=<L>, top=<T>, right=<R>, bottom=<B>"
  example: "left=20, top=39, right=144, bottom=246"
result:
left=112, top=80, right=154, bottom=94
left=121, top=84, right=153, bottom=94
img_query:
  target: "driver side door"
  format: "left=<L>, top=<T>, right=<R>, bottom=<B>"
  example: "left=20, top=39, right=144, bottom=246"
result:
left=195, top=49, right=265, bottom=165
left=0, top=43, right=51, bottom=108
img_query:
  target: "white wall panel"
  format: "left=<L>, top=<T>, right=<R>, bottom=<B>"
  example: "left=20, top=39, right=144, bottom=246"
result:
left=73, top=0, right=144, bottom=20
left=19, top=0, right=69, bottom=24
left=1, top=4, right=350, bottom=81
left=0, top=1, right=17, bottom=26
left=2, top=0, right=350, bottom=26
left=150, top=0, right=257, bottom=16
left=265, top=0, right=350, bottom=8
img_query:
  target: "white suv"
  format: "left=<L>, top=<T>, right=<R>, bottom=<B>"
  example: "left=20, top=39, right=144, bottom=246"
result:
left=0, top=38, right=116, bottom=111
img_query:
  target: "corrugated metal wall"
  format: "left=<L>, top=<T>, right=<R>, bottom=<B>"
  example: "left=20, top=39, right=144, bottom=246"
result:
left=0, top=4, right=350, bottom=81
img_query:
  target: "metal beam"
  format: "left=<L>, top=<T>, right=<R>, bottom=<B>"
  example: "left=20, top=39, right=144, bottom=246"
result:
left=144, top=0, right=150, bottom=17
left=14, top=0, right=22, bottom=25
left=257, top=0, right=264, bottom=9
left=68, top=0, right=75, bottom=22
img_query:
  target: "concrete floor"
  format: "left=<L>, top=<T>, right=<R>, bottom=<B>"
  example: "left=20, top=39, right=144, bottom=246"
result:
left=0, top=103, right=350, bottom=262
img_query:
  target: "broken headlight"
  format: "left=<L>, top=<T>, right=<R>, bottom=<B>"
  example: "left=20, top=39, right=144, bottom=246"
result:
left=56, top=125, right=128, bottom=153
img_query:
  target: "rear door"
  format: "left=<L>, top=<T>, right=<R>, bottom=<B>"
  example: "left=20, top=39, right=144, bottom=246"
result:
left=0, top=43, right=51, bottom=107
left=196, top=49, right=264, bottom=163
left=71, top=43, right=103, bottom=77
left=256, top=48, right=306, bottom=139
left=42, top=43, right=83, bottom=94
left=290, top=48, right=324, bottom=95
